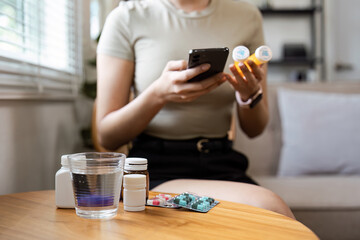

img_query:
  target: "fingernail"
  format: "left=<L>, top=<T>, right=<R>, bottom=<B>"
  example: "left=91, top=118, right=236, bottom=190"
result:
left=202, top=64, right=211, bottom=70
left=238, top=62, right=244, bottom=67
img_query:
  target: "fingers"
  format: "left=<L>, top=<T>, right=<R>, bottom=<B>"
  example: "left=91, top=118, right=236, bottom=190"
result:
left=177, top=64, right=212, bottom=83
left=171, top=73, right=226, bottom=102
left=224, top=70, right=239, bottom=90
left=161, top=60, right=226, bottom=103
left=246, top=60, right=263, bottom=81
left=177, top=76, right=226, bottom=101
left=229, top=63, right=244, bottom=81
left=227, top=62, right=263, bottom=100
left=184, top=73, right=226, bottom=91
left=165, top=60, right=188, bottom=71
left=240, top=63, right=256, bottom=84
left=230, top=61, right=263, bottom=84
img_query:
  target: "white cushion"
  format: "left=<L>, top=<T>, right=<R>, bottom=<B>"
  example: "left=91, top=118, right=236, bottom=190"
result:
left=277, top=88, right=360, bottom=176
left=255, top=176, right=360, bottom=209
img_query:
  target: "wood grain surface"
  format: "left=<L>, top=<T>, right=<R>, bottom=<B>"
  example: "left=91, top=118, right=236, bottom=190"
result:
left=0, top=190, right=318, bottom=240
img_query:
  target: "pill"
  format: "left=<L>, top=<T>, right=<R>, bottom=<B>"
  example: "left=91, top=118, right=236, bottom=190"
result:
left=188, top=195, right=196, bottom=201
left=177, top=196, right=192, bottom=204
left=191, top=203, right=199, bottom=208
left=158, top=194, right=171, bottom=200
left=197, top=204, right=205, bottom=211
left=168, top=192, right=219, bottom=212
left=147, top=198, right=166, bottom=206
left=179, top=199, right=188, bottom=206
left=200, top=197, right=215, bottom=204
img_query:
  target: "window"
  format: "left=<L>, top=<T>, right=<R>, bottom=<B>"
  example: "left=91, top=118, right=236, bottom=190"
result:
left=90, top=0, right=100, bottom=40
left=0, top=0, right=82, bottom=99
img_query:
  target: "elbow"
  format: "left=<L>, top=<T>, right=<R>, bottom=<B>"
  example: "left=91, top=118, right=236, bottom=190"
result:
left=97, top=125, right=123, bottom=152
left=242, top=116, right=269, bottom=139
left=243, top=125, right=266, bottom=139
left=98, top=133, right=118, bottom=152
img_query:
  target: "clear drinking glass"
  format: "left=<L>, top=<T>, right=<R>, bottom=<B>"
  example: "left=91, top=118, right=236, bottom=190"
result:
left=68, top=152, right=125, bottom=219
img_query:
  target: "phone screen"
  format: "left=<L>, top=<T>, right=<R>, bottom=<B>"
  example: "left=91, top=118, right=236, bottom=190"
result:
left=187, top=47, right=229, bottom=82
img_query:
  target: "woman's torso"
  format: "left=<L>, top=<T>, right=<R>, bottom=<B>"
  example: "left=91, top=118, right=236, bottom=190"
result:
left=97, top=0, right=264, bottom=139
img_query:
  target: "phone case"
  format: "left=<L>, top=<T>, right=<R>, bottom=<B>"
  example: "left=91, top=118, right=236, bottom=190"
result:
left=187, top=47, right=229, bottom=82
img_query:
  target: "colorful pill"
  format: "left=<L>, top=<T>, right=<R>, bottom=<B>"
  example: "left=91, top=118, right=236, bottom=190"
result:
left=191, top=202, right=206, bottom=211
left=178, top=195, right=192, bottom=203
left=200, top=197, right=215, bottom=204
left=147, top=197, right=166, bottom=206
left=158, top=194, right=171, bottom=200
left=197, top=200, right=210, bottom=207
left=182, top=194, right=195, bottom=201
left=147, top=199, right=160, bottom=206
left=197, top=204, right=206, bottom=211
left=168, top=192, right=219, bottom=212
left=182, top=193, right=195, bottom=200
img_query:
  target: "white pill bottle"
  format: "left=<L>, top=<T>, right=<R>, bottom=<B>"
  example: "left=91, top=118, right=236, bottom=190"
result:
left=55, top=154, right=75, bottom=208
left=123, top=174, right=146, bottom=211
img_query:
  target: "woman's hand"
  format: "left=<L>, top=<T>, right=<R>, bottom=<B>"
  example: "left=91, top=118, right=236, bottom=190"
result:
left=227, top=60, right=266, bottom=101
left=152, top=60, right=226, bottom=104
left=226, top=60, right=269, bottom=138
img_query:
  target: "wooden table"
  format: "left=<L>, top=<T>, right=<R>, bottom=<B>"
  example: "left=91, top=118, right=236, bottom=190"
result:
left=0, top=190, right=318, bottom=240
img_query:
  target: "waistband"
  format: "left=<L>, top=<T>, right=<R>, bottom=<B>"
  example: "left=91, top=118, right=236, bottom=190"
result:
left=132, top=134, right=232, bottom=154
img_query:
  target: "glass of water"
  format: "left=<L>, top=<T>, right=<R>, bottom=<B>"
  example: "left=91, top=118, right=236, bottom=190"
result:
left=68, top=152, right=125, bottom=219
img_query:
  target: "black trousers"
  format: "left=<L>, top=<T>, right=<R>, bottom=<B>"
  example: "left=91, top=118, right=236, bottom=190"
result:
left=128, top=134, right=258, bottom=189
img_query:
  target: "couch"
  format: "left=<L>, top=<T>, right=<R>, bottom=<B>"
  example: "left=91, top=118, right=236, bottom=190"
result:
left=234, top=81, right=360, bottom=240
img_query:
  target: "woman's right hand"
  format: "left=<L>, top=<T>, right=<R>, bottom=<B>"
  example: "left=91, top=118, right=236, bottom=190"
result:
left=151, top=60, right=226, bottom=104
left=96, top=57, right=226, bottom=150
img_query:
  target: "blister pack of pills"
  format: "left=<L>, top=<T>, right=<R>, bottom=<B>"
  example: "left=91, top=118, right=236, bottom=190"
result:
left=146, top=193, right=179, bottom=208
left=167, top=192, right=219, bottom=213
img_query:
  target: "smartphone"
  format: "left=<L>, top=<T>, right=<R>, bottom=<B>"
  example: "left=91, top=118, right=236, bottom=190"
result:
left=187, top=47, right=229, bottom=82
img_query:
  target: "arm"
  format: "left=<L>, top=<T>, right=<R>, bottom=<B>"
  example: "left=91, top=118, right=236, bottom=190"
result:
left=227, top=61, right=269, bottom=138
left=96, top=55, right=162, bottom=150
left=96, top=54, right=226, bottom=150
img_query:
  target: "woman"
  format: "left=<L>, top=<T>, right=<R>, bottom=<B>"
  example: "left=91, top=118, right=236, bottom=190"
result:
left=96, top=0, right=294, bottom=218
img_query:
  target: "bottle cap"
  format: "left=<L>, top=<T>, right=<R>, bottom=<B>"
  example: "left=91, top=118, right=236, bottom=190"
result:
left=125, top=157, right=148, bottom=171
left=232, top=46, right=250, bottom=62
left=126, top=157, right=147, bottom=165
left=123, top=174, right=146, bottom=188
left=61, top=154, right=69, bottom=166
left=255, top=45, right=272, bottom=63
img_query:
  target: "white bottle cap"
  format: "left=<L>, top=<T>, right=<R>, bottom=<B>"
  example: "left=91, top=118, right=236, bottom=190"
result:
left=61, top=154, right=69, bottom=166
left=232, top=46, right=250, bottom=62
left=125, top=157, right=148, bottom=171
left=255, top=45, right=272, bottom=63
left=123, top=174, right=146, bottom=188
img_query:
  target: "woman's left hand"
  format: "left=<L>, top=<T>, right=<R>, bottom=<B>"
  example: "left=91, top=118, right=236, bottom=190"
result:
left=226, top=60, right=266, bottom=101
